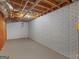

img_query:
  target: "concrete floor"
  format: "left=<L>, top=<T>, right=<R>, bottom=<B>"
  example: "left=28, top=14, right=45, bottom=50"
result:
left=0, top=39, right=69, bottom=59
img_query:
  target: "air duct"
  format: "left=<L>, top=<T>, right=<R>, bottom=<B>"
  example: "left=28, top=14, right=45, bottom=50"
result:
left=0, top=0, right=13, bottom=18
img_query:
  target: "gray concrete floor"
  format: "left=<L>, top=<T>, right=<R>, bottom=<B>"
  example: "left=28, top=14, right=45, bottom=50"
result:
left=0, top=39, right=69, bottom=59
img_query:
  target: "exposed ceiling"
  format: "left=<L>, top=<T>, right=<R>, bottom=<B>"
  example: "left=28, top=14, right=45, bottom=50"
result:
left=8, top=0, right=72, bottom=22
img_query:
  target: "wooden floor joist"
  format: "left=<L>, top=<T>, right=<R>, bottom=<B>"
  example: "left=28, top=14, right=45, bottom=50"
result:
left=9, top=0, right=72, bottom=22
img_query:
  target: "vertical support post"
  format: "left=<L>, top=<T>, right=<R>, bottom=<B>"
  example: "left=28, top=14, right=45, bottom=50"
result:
left=0, top=12, right=6, bottom=50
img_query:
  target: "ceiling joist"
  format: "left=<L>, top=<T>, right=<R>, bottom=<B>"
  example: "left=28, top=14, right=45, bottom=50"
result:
left=10, top=0, right=42, bottom=12
left=21, top=0, right=42, bottom=19
left=29, top=1, right=50, bottom=10
left=43, top=0, right=60, bottom=8
left=10, top=1, right=23, bottom=8
left=65, top=0, right=71, bottom=3
left=21, top=0, right=29, bottom=12
left=8, top=0, right=72, bottom=22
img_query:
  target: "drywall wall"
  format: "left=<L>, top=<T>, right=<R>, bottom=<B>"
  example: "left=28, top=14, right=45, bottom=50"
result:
left=29, top=1, right=78, bottom=59
left=29, top=6, right=70, bottom=57
left=7, top=22, right=28, bottom=39
left=69, top=1, right=78, bottom=59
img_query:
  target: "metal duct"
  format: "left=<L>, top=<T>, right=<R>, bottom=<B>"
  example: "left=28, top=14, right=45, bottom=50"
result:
left=0, top=0, right=13, bottom=18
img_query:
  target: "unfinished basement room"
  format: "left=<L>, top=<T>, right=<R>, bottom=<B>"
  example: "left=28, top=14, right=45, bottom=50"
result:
left=0, top=0, right=78, bottom=59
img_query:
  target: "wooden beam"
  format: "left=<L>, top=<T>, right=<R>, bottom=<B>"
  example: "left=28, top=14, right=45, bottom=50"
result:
left=44, top=0, right=71, bottom=15
left=20, top=0, right=24, bottom=9
left=43, top=0, right=60, bottom=8
left=34, top=8, right=44, bottom=12
left=10, top=0, right=43, bottom=13
left=41, top=5, right=59, bottom=15
left=65, top=0, right=71, bottom=3
left=20, top=0, right=42, bottom=19
left=38, top=4, right=50, bottom=10
left=10, top=1, right=23, bottom=7
left=27, top=0, right=42, bottom=11
left=29, top=1, right=50, bottom=10
left=58, top=0, right=71, bottom=6
left=11, top=0, right=50, bottom=11
left=21, top=0, right=29, bottom=12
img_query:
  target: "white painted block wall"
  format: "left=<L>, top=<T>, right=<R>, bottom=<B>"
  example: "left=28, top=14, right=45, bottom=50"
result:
left=7, top=22, right=28, bottom=40
left=29, top=1, right=78, bottom=59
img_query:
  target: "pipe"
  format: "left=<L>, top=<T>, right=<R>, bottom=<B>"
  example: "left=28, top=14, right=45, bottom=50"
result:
left=0, top=0, right=13, bottom=18
left=0, top=0, right=13, bottom=50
